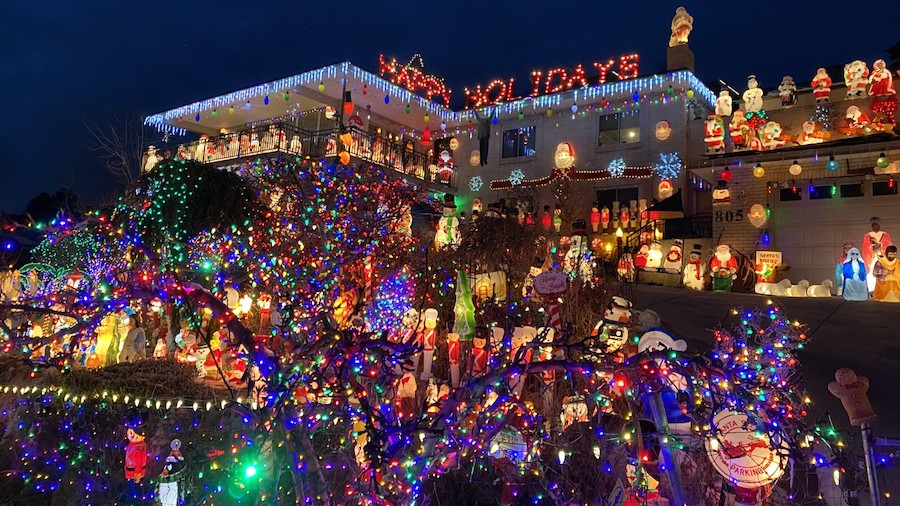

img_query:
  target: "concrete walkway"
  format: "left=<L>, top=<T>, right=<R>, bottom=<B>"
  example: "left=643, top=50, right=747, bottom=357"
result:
left=629, top=285, right=900, bottom=437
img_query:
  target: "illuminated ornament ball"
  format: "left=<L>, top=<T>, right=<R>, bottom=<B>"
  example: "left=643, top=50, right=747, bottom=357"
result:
left=469, top=176, right=484, bottom=192
left=753, top=164, right=766, bottom=178
left=509, top=169, right=526, bottom=186
left=788, top=161, right=802, bottom=176
left=607, top=158, right=626, bottom=178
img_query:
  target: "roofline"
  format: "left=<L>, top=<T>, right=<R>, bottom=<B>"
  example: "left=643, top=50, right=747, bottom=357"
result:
left=144, top=62, right=715, bottom=134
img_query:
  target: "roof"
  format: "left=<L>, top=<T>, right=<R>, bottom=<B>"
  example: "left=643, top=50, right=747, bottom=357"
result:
left=144, top=62, right=716, bottom=135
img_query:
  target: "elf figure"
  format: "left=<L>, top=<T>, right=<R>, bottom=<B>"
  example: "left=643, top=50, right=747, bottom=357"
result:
left=522, top=257, right=544, bottom=298
left=683, top=244, right=706, bottom=290
left=537, top=327, right=556, bottom=415
left=468, top=327, right=490, bottom=378
left=552, top=204, right=562, bottom=233
left=125, top=426, right=148, bottom=503
left=420, top=308, right=438, bottom=380
left=778, top=75, right=797, bottom=106
left=158, top=439, right=186, bottom=506
left=447, top=332, right=461, bottom=388
left=590, top=207, right=600, bottom=233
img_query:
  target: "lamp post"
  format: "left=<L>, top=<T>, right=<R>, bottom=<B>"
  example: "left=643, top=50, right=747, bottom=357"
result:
left=615, top=227, right=624, bottom=259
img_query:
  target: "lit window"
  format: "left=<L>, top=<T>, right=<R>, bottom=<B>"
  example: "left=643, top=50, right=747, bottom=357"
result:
left=501, top=126, right=537, bottom=158
left=599, top=111, right=640, bottom=146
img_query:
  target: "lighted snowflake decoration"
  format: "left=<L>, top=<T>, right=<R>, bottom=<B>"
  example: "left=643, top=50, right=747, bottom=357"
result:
left=653, top=152, right=682, bottom=179
left=608, top=158, right=626, bottom=177
left=509, top=169, right=526, bottom=186
left=469, top=176, right=484, bottom=192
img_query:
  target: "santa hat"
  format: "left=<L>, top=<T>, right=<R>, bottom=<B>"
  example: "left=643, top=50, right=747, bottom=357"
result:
left=716, top=243, right=730, bottom=250
left=691, top=244, right=702, bottom=256
left=558, top=141, right=574, bottom=157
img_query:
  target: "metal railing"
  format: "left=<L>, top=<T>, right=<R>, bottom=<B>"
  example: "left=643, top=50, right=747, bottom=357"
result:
left=152, top=123, right=456, bottom=189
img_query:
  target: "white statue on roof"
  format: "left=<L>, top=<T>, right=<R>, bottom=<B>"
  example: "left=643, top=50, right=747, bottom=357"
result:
left=669, top=7, right=693, bottom=47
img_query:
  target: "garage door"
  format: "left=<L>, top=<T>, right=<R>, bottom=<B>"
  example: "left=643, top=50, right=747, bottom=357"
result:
left=772, top=183, right=899, bottom=286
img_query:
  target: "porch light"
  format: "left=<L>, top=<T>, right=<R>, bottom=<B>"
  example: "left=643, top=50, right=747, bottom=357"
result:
left=616, top=227, right=623, bottom=238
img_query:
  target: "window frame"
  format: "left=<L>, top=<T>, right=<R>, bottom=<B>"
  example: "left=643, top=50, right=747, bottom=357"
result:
left=501, top=126, right=537, bottom=159
left=598, top=111, right=641, bottom=146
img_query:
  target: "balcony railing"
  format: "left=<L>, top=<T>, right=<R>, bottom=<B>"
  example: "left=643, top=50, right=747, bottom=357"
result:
left=152, top=123, right=456, bottom=189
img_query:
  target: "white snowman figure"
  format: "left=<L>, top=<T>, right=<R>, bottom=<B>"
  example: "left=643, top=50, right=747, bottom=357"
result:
left=778, top=75, right=797, bottom=107
left=645, top=241, right=664, bottom=269
left=682, top=244, right=706, bottom=290
left=636, top=329, right=691, bottom=434
left=714, top=90, right=732, bottom=117
left=434, top=194, right=460, bottom=250
left=554, top=141, right=575, bottom=170
left=742, top=75, right=764, bottom=113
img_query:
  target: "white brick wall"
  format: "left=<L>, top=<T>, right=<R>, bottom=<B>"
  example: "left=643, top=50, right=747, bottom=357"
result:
left=451, top=98, right=705, bottom=228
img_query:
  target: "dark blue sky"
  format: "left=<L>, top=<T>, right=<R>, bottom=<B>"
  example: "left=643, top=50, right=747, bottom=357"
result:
left=3, top=1, right=898, bottom=213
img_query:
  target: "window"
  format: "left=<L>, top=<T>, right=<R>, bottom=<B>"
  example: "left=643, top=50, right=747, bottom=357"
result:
left=840, top=183, right=863, bottom=198
left=599, top=111, right=640, bottom=146
left=779, top=188, right=802, bottom=201
left=501, top=126, right=536, bottom=158
left=501, top=197, right=533, bottom=215
left=809, top=185, right=834, bottom=200
left=596, top=188, right=640, bottom=210
left=872, top=180, right=898, bottom=196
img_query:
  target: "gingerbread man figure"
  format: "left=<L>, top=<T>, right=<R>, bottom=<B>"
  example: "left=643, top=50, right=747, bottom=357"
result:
left=828, top=368, right=877, bottom=426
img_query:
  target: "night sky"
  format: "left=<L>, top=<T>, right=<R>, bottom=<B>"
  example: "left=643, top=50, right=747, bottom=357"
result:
left=4, top=0, right=899, bottom=214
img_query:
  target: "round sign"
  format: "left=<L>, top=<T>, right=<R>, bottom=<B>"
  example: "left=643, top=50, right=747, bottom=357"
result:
left=748, top=204, right=767, bottom=229
left=449, top=137, right=459, bottom=150
left=704, top=410, right=786, bottom=488
left=533, top=270, right=568, bottom=297
left=655, top=120, right=672, bottom=141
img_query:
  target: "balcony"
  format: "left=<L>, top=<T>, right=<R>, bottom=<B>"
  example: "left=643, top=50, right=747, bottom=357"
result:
left=149, top=123, right=457, bottom=189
